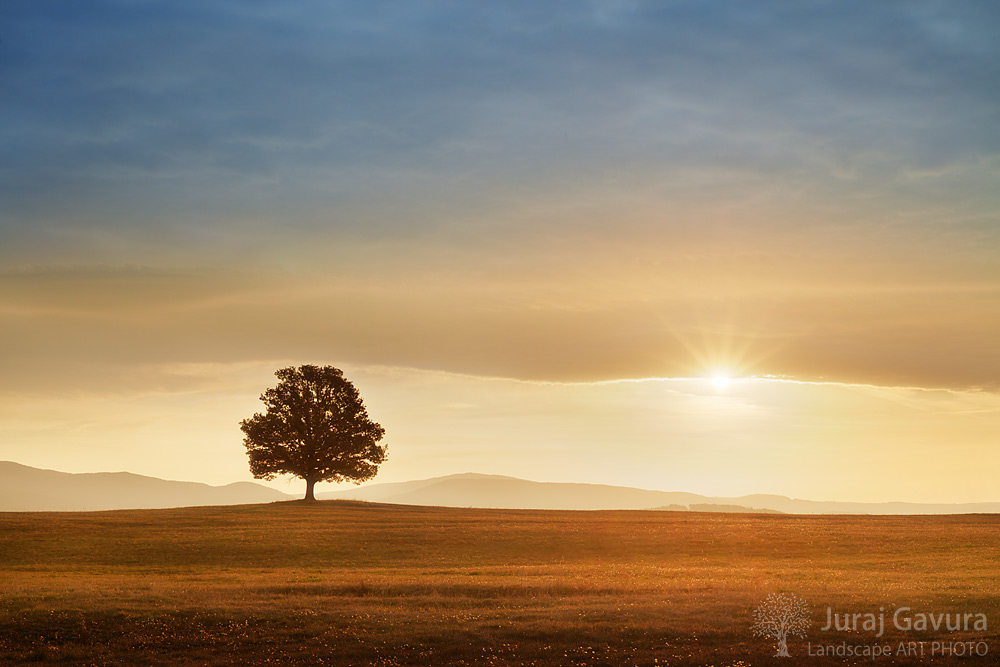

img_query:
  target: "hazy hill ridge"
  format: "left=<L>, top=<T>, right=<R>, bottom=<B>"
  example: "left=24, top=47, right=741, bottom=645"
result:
left=320, top=472, right=1000, bottom=515
left=0, top=461, right=293, bottom=511
left=3, top=463, right=1000, bottom=514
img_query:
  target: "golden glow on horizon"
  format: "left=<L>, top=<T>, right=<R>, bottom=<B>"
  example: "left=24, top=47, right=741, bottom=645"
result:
left=711, top=374, right=731, bottom=389
left=3, top=364, right=1000, bottom=504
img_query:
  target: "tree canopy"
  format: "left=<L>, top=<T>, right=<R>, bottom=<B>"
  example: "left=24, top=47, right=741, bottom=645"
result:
left=240, top=365, right=387, bottom=500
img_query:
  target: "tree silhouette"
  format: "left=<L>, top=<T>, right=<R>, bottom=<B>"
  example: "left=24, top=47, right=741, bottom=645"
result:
left=240, top=365, right=387, bottom=501
left=752, top=592, right=810, bottom=657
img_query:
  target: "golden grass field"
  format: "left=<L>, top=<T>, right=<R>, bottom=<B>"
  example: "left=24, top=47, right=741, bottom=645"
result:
left=1, top=500, right=998, bottom=666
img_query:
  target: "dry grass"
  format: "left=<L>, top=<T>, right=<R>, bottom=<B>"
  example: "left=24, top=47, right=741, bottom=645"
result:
left=1, top=501, right=998, bottom=665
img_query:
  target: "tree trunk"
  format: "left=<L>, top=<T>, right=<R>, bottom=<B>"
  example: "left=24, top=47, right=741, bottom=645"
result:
left=304, top=478, right=317, bottom=501
left=775, top=634, right=789, bottom=657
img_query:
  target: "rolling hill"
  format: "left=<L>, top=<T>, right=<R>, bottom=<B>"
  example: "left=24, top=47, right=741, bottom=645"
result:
left=0, top=461, right=293, bottom=511
left=320, top=472, right=1000, bottom=515
left=4, top=462, right=1000, bottom=514
left=320, top=473, right=725, bottom=510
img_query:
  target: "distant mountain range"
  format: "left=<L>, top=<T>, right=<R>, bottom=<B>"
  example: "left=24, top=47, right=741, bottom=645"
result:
left=320, top=472, right=1000, bottom=515
left=0, top=461, right=291, bottom=511
left=3, top=462, right=1000, bottom=514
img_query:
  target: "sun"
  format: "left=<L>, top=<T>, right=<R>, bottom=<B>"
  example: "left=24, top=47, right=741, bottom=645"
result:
left=711, top=374, right=731, bottom=389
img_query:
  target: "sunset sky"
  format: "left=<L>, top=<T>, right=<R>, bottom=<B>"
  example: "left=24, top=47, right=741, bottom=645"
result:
left=2, top=1, right=999, bottom=503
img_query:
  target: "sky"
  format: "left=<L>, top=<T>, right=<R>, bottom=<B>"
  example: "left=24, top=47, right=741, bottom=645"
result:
left=2, top=0, right=999, bottom=503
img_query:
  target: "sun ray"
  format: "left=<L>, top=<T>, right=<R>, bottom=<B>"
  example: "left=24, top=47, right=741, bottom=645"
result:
left=664, top=302, right=796, bottom=383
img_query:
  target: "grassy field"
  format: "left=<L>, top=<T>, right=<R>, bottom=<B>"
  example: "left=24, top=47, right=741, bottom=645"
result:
left=1, top=501, right=998, bottom=666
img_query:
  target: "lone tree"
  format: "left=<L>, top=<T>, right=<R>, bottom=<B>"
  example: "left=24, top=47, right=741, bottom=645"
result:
left=751, top=592, right=811, bottom=657
left=240, top=365, right=387, bottom=501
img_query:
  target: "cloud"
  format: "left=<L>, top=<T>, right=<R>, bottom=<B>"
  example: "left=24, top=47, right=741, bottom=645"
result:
left=0, top=1, right=998, bottom=391
left=2, top=1, right=998, bottom=251
left=1, top=262, right=998, bottom=394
